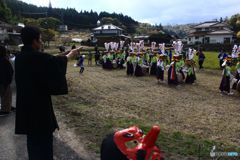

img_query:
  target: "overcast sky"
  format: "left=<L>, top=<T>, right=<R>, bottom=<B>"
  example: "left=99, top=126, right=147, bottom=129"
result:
left=20, top=0, right=240, bottom=25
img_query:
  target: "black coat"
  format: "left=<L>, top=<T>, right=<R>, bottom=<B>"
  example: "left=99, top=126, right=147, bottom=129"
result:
left=0, top=57, right=13, bottom=86
left=15, top=46, right=68, bottom=135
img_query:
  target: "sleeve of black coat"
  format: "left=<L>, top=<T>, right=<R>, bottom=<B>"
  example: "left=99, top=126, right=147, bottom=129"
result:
left=45, top=54, right=68, bottom=95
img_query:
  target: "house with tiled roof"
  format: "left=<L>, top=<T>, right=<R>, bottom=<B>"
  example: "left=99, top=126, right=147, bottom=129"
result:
left=187, top=21, right=234, bottom=44
left=93, top=24, right=123, bottom=37
left=92, top=24, right=130, bottom=46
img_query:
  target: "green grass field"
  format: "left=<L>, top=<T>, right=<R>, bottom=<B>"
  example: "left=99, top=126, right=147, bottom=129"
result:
left=194, top=51, right=238, bottom=72
left=196, top=51, right=220, bottom=70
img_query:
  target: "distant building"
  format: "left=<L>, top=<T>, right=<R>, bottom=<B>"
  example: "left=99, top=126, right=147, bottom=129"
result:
left=187, top=21, right=234, bottom=44
left=92, top=24, right=129, bottom=46
left=134, top=35, right=150, bottom=44
left=58, top=25, right=68, bottom=32
left=0, top=21, right=22, bottom=43
left=0, top=21, right=22, bottom=52
left=0, top=21, right=19, bottom=34
left=93, top=24, right=123, bottom=36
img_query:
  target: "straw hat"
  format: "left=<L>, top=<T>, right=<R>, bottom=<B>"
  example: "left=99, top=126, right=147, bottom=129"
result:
left=226, top=55, right=232, bottom=61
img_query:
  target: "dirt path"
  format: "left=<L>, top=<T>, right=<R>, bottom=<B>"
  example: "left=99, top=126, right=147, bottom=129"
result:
left=0, top=92, right=90, bottom=160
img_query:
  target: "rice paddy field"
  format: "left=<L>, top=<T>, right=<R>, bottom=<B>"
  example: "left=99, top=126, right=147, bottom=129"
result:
left=51, top=52, right=240, bottom=160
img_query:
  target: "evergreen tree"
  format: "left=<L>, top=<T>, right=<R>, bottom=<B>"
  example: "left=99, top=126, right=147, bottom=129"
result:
left=5, top=0, right=139, bottom=32
left=0, top=0, right=12, bottom=22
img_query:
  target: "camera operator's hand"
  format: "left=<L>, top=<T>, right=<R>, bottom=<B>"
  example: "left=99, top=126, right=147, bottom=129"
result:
left=66, top=47, right=83, bottom=59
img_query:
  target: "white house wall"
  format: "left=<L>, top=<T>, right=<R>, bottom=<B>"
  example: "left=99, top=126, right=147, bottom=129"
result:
left=207, top=35, right=232, bottom=44
left=187, top=36, right=204, bottom=44
left=188, top=35, right=232, bottom=44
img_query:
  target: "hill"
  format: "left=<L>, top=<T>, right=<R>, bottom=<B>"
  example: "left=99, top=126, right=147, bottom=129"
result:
left=163, top=24, right=195, bottom=38
left=5, top=0, right=139, bottom=33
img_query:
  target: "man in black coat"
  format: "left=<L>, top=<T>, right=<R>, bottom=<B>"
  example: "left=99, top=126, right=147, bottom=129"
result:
left=15, top=26, right=80, bottom=160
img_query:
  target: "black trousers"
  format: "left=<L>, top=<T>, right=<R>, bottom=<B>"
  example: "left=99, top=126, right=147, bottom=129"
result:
left=219, top=76, right=230, bottom=93
left=219, top=60, right=224, bottom=69
left=199, top=60, right=204, bottom=69
left=80, top=67, right=85, bottom=73
left=27, top=133, right=53, bottom=160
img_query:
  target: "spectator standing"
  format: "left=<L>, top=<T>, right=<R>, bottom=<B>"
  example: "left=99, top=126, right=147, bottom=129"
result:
left=197, top=49, right=205, bottom=69
left=88, top=50, right=93, bottom=66
left=0, top=45, right=14, bottom=116
left=15, top=26, right=80, bottom=160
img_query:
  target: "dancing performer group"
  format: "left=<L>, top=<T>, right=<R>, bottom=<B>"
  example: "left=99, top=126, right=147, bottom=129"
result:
left=102, top=41, right=126, bottom=70
left=101, top=40, right=197, bottom=85
left=100, top=40, right=240, bottom=95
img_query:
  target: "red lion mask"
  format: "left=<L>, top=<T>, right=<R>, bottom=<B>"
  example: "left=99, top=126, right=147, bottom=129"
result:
left=114, top=125, right=163, bottom=160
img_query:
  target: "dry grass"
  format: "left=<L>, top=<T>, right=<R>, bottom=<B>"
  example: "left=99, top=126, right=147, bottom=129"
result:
left=53, top=62, right=240, bottom=160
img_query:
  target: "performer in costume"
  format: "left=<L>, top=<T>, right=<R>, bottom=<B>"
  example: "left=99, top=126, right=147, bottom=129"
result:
left=112, top=51, right=118, bottom=69
left=149, top=42, right=156, bottom=75
left=173, top=40, right=183, bottom=55
left=103, top=42, right=110, bottom=69
left=105, top=52, right=113, bottom=69
left=150, top=52, right=158, bottom=75
left=134, top=53, right=144, bottom=77
left=168, top=55, right=179, bottom=85
left=181, top=49, right=187, bottom=61
left=219, top=56, right=233, bottom=95
left=124, top=49, right=129, bottom=61
left=186, top=48, right=195, bottom=61
left=232, top=45, right=238, bottom=65
left=159, top=43, right=165, bottom=55
left=173, top=40, right=185, bottom=73
left=141, top=50, right=150, bottom=75
left=143, top=50, right=150, bottom=65
left=156, top=54, right=165, bottom=83
left=148, top=51, right=153, bottom=64
left=119, top=50, right=126, bottom=69
left=218, top=49, right=228, bottom=69
left=126, top=52, right=134, bottom=76
left=102, top=52, right=107, bottom=69
left=232, top=53, right=240, bottom=91
left=236, top=53, right=240, bottom=81
left=176, top=54, right=186, bottom=81
left=185, top=60, right=196, bottom=84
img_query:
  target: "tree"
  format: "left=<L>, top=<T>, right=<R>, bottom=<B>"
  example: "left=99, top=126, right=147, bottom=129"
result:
left=38, top=17, right=61, bottom=30
left=5, top=0, right=139, bottom=33
left=149, top=32, right=172, bottom=43
left=41, top=29, right=57, bottom=47
left=0, top=0, right=12, bottom=22
left=101, top=17, right=122, bottom=26
left=237, top=31, right=240, bottom=39
left=228, top=14, right=240, bottom=33
left=22, top=18, right=40, bottom=27
left=228, top=14, right=240, bottom=42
